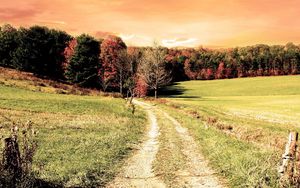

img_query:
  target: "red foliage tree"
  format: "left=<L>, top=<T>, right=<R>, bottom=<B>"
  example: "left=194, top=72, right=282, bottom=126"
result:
left=198, top=69, right=206, bottom=80
left=216, top=62, right=226, bottom=79
left=134, top=77, right=148, bottom=97
left=206, top=68, right=215, bottom=80
left=63, top=38, right=77, bottom=71
left=184, top=59, right=197, bottom=80
left=100, top=35, right=126, bottom=92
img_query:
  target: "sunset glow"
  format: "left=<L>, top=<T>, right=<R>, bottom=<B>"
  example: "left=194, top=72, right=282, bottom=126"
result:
left=1, top=0, right=300, bottom=48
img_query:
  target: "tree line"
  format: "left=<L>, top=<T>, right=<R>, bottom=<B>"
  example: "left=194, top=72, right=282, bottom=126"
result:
left=1, top=24, right=300, bottom=98
left=166, top=44, right=300, bottom=81
left=0, top=24, right=171, bottom=98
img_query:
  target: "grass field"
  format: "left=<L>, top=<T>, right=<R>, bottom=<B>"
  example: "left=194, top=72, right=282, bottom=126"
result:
left=0, top=83, right=146, bottom=187
left=165, top=76, right=300, bottom=126
left=2, top=67, right=300, bottom=187
left=156, top=75, right=300, bottom=187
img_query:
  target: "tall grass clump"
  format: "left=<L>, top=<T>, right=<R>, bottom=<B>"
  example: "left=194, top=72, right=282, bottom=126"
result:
left=0, top=120, right=37, bottom=188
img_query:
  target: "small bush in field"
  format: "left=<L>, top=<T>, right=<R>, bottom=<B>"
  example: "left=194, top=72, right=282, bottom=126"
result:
left=0, top=121, right=37, bottom=188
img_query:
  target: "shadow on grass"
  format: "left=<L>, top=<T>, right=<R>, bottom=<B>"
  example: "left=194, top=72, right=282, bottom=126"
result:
left=0, top=177, right=63, bottom=188
left=34, top=179, right=63, bottom=188
left=33, top=169, right=110, bottom=187
left=158, top=82, right=200, bottom=99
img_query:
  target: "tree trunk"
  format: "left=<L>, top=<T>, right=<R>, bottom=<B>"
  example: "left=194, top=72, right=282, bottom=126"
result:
left=120, top=81, right=123, bottom=94
left=155, top=89, right=157, bottom=99
left=129, top=89, right=134, bottom=104
left=126, top=91, right=129, bottom=101
left=119, top=70, right=123, bottom=95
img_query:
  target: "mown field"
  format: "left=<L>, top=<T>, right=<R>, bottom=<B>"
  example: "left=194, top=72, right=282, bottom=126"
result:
left=0, top=82, right=146, bottom=187
left=158, top=75, right=300, bottom=187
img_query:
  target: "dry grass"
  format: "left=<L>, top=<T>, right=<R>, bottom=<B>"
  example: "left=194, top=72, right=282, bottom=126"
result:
left=0, top=67, right=122, bottom=97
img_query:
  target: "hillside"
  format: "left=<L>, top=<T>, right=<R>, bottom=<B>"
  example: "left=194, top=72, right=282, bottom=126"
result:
left=0, top=67, right=107, bottom=96
left=0, top=68, right=145, bottom=187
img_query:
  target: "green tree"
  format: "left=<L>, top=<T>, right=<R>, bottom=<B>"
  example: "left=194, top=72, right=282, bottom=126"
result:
left=0, top=24, right=18, bottom=68
left=12, top=26, right=71, bottom=79
left=65, top=34, right=101, bottom=88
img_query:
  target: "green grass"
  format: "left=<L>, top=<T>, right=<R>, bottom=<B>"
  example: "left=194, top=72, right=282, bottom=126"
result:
left=157, top=75, right=300, bottom=187
left=164, top=75, right=300, bottom=135
left=0, top=84, right=146, bottom=187
left=153, top=112, right=186, bottom=187
left=172, top=75, right=300, bottom=97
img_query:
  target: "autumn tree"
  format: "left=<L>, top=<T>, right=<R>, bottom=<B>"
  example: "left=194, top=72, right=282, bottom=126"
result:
left=65, top=34, right=101, bottom=88
left=134, top=78, right=148, bottom=98
left=100, top=35, right=127, bottom=93
left=216, top=62, right=226, bottom=79
left=63, top=38, right=77, bottom=72
left=123, top=47, right=141, bottom=102
left=138, top=44, right=171, bottom=99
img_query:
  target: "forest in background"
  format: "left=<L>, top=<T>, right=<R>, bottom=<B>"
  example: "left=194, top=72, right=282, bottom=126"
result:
left=1, top=24, right=300, bottom=97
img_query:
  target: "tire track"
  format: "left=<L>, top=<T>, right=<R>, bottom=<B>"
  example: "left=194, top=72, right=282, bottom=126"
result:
left=163, top=111, right=224, bottom=188
left=107, top=100, right=166, bottom=188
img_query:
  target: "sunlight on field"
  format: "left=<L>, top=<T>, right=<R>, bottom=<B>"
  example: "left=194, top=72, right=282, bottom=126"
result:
left=166, top=75, right=300, bottom=127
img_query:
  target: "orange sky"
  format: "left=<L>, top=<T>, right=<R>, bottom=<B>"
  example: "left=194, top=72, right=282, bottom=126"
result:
left=1, top=0, right=300, bottom=48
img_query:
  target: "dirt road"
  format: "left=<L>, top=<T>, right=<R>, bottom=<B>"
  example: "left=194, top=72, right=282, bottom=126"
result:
left=107, top=100, right=224, bottom=188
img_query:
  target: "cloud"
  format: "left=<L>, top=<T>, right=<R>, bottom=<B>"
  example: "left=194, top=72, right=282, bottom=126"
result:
left=119, top=33, right=135, bottom=41
left=118, top=34, right=152, bottom=47
left=94, top=31, right=118, bottom=39
left=37, top=20, right=66, bottom=25
left=162, top=38, right=198, bottom=47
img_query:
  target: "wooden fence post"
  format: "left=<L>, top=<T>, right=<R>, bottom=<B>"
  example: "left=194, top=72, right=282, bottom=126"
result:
left=279, top=132, right=299, bottom=186
left=288, top=132, right=298, bottom=178
left=295, top=134, right=300, bottom=184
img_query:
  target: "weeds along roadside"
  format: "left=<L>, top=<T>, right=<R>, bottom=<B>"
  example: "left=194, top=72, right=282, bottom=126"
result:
left=152, top=98, right=292, bottom=151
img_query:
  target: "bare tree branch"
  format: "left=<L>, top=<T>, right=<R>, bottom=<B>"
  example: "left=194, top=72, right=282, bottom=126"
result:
left=138, top=43, right=171, bottom=98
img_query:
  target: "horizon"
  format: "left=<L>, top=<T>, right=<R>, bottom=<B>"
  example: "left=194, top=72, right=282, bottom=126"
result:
left=1, top=0, right=300, bottom=48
